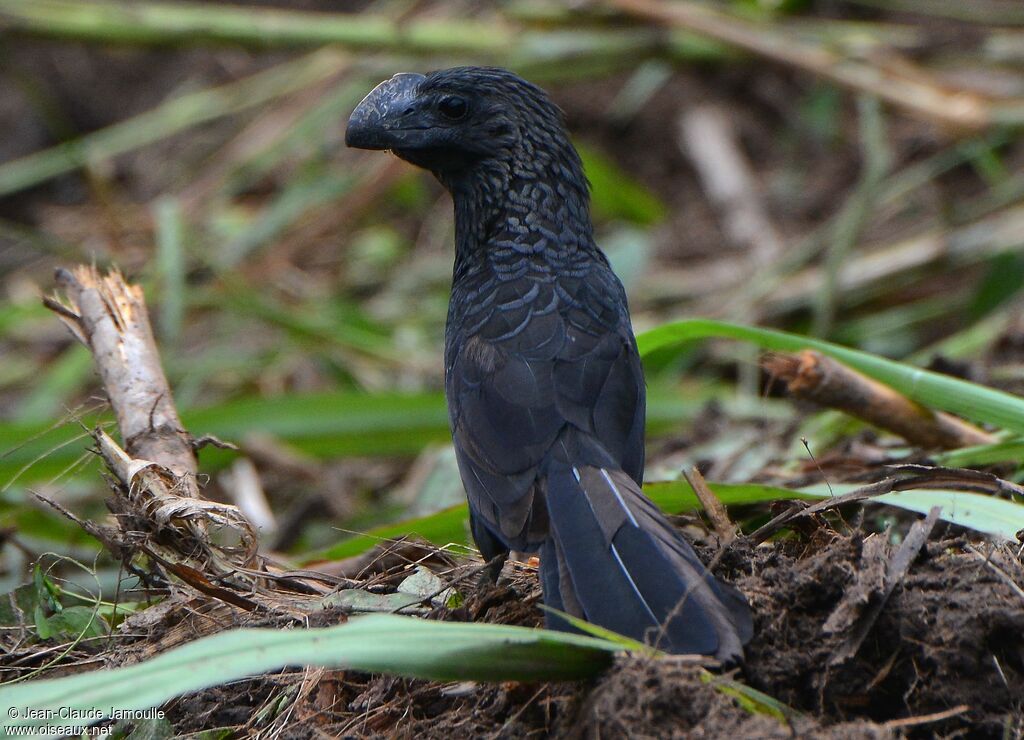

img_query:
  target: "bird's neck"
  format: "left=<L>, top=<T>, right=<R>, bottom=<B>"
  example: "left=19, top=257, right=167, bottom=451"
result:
left=447, top=161, right=595, bottom=283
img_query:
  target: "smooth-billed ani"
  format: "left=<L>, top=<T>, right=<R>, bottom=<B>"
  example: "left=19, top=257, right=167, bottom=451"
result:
left=346, top=67, right=752, bottom=661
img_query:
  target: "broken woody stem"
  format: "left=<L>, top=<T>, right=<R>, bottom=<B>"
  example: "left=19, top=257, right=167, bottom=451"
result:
left=43, top=265, right=200, bottom=497
left=764, top=350, right=995, bottom=450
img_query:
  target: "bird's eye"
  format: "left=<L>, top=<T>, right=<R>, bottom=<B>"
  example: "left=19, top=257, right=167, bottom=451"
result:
left=438, top=96, right=469, bottom=121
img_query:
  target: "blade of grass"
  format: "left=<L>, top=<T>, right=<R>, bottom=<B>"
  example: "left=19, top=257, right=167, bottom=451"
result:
left=539, top=606, right=801, bottom=721
left=307, top=504, right=470, bottom=562
left=537, top=605, right=798, bottom=721
left=933, top=438, right=1024, bottom=468
left=310, top=474, right=1024, bottom=562
left=637, top=318, right=1024, bottom=434
left=215, top=166, right=362, bottom=268
left=538, top=605, right=660, bottom=654
left=844, top=0, right=1024, bottom=25
left=703, top=673, right=800, bottom=721
left=714, top=129, right=1015, bottom=316
left=315, top=476, right=1024, bottom=561
left=214, top=286, right=401, bottom=362
left=0, top=419, right=104, bottom=492
left=643, top=479, right=816, bottom=512
left=0, top=615, right=620, bottom=736
left=610, top=0, right=1024, bottom=128
left=0, top=0, right=511, bottom=52
left=800, top=484, right=1024, bottom=540
left=153, top=196, right=186, bottom=345
left=181, top=76, right=367, bottom=212
left=577, top=143, right=667, bottom=225
left=0, top=48, right=350, bottom=197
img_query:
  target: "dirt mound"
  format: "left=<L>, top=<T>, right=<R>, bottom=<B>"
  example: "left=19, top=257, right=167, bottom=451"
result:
left=575, top=658, right=893, bottom=739
left=741, top=535, right=1024, bottom=737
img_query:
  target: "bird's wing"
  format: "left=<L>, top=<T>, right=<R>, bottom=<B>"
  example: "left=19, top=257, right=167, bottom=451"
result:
left=445, top=268, right=645, bottom=549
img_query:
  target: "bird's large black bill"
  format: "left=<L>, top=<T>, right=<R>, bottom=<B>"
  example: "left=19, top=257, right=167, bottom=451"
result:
left=345, top=72, right=426, bottom=150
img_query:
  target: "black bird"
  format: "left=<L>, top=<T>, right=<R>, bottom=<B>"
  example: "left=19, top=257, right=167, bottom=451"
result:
left=346, top=67, right=752, bottom=661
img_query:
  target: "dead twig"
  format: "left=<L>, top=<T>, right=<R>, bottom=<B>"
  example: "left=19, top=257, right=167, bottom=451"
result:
left=763, top=350, right=995, bottom=449
left=41, top=266, right=265, bottom=607
left=883, top=464, right=1024, bottom=498
left=44, top=266, right=200, bottom=494
left=882, top=704, right=971, bottom=730
left=749, top=465, right=1019, bottom=543
left=749, top=477, right=898, bottom=543
left=683, top=466, right=736, bottom=544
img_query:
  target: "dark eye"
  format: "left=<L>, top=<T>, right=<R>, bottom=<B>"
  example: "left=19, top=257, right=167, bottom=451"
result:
left=438, top=95, right=468, bottom=121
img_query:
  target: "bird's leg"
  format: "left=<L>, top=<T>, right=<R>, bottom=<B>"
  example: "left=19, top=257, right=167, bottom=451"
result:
left=470, top=509, right=510, bottom=584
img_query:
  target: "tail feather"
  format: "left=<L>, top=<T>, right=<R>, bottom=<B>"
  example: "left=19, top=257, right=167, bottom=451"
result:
left=541, top=462, right=751, bottom=661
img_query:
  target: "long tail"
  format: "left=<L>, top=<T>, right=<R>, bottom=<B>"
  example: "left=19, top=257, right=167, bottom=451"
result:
left=539, top=462, right=752, bottom=662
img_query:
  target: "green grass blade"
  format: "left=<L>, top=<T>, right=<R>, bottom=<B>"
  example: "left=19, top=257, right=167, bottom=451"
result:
left=703, top=673, right=800, bottom=721
left=637, top=318, right=1024, bottom=434
left=154, top=197, right=186, bottom=345
left=643, top=480, right=816, bottom=512
left=0, top=48, right=348, bottom=197
left=538, top=605, right=661, bottom=654
left=215, top=168, right=362, bottom=269
left=308, top=504, right=471, bottom=562
left=14, top=346, right=94, bottom=422
left=0, top=0, right=729, bottom=66
left=309, top=476, right=1024, bottom=562
left=0, top=616, right=618, bottom=735
left=0, top=0, right=509, bottom=52
left=933, top=438, right=1024, bottom=468
left=800, top=484, right=1024, bottom=540
left=182, top=391, right=450, bottom=459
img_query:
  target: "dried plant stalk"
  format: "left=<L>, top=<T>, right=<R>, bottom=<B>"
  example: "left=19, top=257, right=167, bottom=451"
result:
left=683, top=466, right=736, bottom=544
left=43, top=265, right=260, bottom=578
left=764, top=350, right=995, bottom=449
left=44, top=265, right=199, bottom=495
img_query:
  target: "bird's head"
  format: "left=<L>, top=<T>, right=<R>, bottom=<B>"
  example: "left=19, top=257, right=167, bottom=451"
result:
left=346, top=67, right=583, bottom=192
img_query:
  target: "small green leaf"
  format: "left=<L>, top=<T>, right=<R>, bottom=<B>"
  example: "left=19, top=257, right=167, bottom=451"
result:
left=43, top=605, right=106, bottom=640
left=703, top=672, right=800, bottom=720
left=33, top=603, right=53, bottom=640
